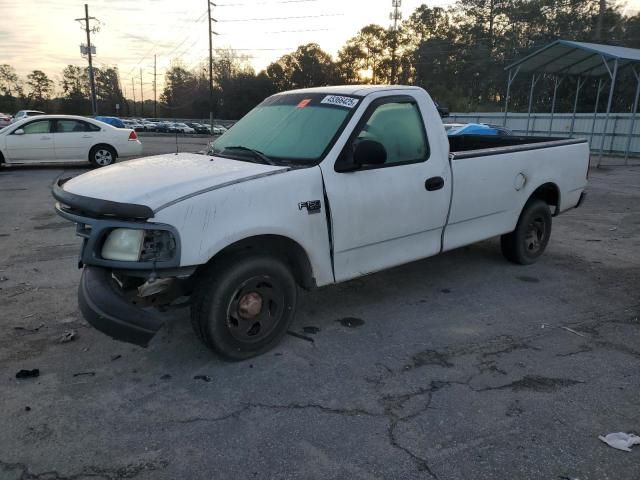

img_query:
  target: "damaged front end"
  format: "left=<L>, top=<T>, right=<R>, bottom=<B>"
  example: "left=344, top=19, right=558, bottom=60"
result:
left=53, top=177, right=192, bottom=346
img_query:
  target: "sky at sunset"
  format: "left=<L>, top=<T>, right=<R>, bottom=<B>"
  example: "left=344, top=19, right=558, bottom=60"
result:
left=1, top=0, right=639, bottom=99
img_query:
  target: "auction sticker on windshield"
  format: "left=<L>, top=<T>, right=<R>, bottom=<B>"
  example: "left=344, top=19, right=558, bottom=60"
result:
left=321, top=95, right=359, bottom=108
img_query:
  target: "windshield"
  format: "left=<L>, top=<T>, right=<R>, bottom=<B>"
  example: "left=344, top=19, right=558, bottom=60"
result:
left=211, top=92, right=360, bottom=163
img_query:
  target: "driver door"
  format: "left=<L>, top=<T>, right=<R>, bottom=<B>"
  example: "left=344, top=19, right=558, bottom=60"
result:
left=320, top=95, right=451, bottom=282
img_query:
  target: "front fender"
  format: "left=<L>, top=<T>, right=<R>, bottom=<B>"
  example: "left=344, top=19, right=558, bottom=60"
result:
left=152, top=166, right=335, bottom=287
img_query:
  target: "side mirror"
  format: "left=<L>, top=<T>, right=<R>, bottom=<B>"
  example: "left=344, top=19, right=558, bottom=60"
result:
left=13, top=128, right=25, bottom=135
left=353, top=139, right=387, bottom=167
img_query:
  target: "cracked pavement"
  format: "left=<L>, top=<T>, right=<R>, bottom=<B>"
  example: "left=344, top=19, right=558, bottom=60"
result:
left=1, top=154, right=639, bottom=479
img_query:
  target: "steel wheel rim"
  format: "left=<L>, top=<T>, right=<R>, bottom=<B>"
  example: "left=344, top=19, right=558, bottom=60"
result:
left=525, top=215, right=546, bottom=253
left=95, top=149, right=113, bottom=166
left=226, top=275, right=284, bottom=343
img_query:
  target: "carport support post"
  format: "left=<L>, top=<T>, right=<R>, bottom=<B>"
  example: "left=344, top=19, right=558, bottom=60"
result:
left=624, top=67, right=640, bottom=165
left=590, top=78, right=604, bottom=146
left=503, top=66, right=520, bottom=127
left=548, top=76, right=564, bottom=136
left=598, top=58, right=618, bottom=167
left=570, top=77, right=585, bottom=137
left=526, top=74, right=538, bottom=135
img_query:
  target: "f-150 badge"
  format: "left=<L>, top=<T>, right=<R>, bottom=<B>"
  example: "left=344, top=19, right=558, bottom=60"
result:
left=298, top=200, right=321, bottom=214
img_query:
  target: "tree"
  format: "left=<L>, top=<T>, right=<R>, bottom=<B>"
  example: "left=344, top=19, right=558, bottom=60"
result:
left=59, top=65, right=91, bottom=114
left=266, top=43, right=337, bottom=91
left=161, top=60, right=198, bottom=117
left=94, top=66, right=124, bottom=114
left=0, top=64, right=22, bottom=97
left=26, top=70, right=53, bottom=108
left=0, top=64, right=24, bottom=112
left=338, top=25, right=390, bottom=84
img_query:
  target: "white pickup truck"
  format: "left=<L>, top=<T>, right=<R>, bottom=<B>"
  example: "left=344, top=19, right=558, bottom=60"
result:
left=53, top=85, right=589, bottom=360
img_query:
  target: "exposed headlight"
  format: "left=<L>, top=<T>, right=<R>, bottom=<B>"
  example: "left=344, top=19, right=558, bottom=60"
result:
left=101, top=228, right=144, bottom=261
left=101, top=228, right=177, bottom=262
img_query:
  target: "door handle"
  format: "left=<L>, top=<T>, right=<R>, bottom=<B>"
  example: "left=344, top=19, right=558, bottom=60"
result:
left=425, top=176, right=445, bottom=191
left=40, top=136, right=51, bottom=140
left=82, top=135, right=92, bottom=138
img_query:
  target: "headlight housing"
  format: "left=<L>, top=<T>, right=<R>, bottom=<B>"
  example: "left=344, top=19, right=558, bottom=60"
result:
left=101, top=228, right=176, bottom=262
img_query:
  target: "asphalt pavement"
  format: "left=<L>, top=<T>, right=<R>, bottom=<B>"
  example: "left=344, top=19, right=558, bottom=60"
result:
left=0, top=146, right=639, bottom=479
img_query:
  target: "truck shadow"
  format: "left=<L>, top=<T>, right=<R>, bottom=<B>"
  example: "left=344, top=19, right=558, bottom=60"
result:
left=149, top=239, right=511, bottom=365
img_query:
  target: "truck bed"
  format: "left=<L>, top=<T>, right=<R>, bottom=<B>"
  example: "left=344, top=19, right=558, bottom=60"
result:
left=449, top=135, right=588, bottom=159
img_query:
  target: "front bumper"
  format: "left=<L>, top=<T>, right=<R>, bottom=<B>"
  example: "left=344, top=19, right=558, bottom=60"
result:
left=79, top=266, right=164, bottom=346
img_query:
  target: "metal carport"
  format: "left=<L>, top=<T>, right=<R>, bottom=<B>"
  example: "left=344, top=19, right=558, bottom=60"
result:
left=503, top=39, right=640, bottom=166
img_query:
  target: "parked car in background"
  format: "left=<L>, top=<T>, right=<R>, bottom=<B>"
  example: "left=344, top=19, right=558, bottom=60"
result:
left=447, top=123, right=513, bottom=136
left=141, top=120, right=157, bottom=131
left=156, top=122, right=177, bottom=133
left=122, top=119, right=145, bottom=132
left=11, top=110, right=45, bottom=123
left=173, top=122, right=195, bottom=134
left=0, top=113, right=12, bottom=128
left=95, top=116, right=126, bottom=129
left=212, top=124, right=227, bottom=135
left=0, top=114, right=142, bottom=167
left=185, top=122, right=210, bottom=134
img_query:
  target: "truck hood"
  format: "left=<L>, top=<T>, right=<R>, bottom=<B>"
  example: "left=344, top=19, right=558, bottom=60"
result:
left=62, top=153, right=289, bottom=213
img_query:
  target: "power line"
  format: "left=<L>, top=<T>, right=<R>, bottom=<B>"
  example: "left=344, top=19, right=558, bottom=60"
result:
left=218, top=13, right=343, bottom=22
left=218, top=28, right=331, bottom=35
left=217, top=0, right=318, bottom=5
left=125, top=8, right=207, bottom=76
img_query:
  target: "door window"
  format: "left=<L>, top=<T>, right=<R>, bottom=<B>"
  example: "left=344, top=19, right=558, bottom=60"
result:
left=355, top=102, right=429, bottom=165
left=19, top=120, right=50, bottom=135
left=55, top=120, right=91, bottom=133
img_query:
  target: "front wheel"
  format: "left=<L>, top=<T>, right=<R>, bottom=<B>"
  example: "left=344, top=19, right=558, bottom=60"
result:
left=89, top=145, right=116, bottom=167
left=191, top=255, right=298, bottom=360
left=501, top=199, right=552, bottom=265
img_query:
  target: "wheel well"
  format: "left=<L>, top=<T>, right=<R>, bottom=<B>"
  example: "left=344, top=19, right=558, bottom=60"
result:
left=89, top=143, right=119, bottom=160
left=203, top=235, right=316, bottom=290
left=0, top=150, right=4, bottom=164
left=528, top=182, right=560, bottom=215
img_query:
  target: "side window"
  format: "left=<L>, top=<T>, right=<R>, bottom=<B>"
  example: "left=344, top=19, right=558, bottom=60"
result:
left=87, top=122, right=101, bottom=132
left=355, top=102, right=429, bottom=165
left=20, top=120, right=50, bottom=135
left=56, top=120, right=88, bottom=133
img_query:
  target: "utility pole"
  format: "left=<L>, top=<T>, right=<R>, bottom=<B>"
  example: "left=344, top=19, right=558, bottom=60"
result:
left=153, top=54, right=157, bottom=118
left=75, top=4, right=99, bottom=115
left=389, top=0, right=402, bottom=85
left=139, top=68, right=144, bottom=117
left=208, top=1, right=219, bottom=129
left=595, top=0, right=606, bottom=41
left=131, top=77, right=136, bottom=116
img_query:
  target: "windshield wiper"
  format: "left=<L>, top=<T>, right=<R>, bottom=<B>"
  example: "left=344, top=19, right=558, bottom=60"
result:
left=222, top=146, right=277, bottom=165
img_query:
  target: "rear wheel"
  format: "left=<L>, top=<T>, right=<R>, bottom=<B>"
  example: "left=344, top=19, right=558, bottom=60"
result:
left=89, top=145, right=116, bottom=167
left=191, top=255, right=297, bottom=360
left=501, top=199, right=552, bottom=265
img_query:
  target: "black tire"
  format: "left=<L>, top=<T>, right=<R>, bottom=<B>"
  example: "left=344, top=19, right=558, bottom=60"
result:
left=501, top=199, right=552, bottom=265
left=89, top=145, right=117, bottom=167
left=191, top=254, right=298, bottom=360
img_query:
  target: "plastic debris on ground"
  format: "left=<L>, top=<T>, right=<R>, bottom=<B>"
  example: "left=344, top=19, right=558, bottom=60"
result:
left=598, top=432, right=640, bottom=452
left=58, top=330, right=76, bottom=343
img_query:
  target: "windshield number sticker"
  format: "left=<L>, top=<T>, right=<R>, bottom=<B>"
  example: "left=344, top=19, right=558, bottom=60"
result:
left=296, top=98, right=311, bottom=108
left=321, top=95, right=359, bottom=109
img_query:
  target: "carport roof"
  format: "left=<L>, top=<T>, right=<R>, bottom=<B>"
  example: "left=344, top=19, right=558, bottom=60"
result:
left=504, top=39, right=640, bottom=77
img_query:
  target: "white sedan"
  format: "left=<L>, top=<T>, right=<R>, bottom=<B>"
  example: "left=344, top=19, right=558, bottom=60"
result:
left=0, top=115, right=143, bottom=167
